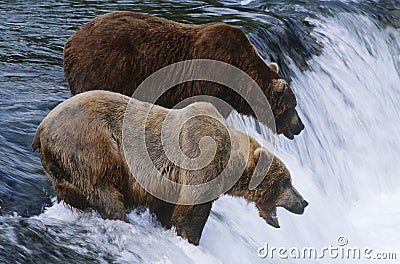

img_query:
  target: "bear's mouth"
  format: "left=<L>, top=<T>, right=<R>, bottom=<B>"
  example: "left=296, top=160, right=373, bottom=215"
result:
left=283, top=129, right=294, bottom=140
left=266, top=207, right=280, bottom=228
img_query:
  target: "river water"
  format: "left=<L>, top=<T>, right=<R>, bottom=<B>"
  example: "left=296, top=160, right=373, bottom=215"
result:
left=0, top=0, right=399, bottom=263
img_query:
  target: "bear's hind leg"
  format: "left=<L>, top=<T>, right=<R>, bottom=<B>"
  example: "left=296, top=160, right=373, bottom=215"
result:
left=171, top=202, right=212, bottom=245
left=39, top=147, right=88, bottom=210
left=88, top=186, right=128, bottom=222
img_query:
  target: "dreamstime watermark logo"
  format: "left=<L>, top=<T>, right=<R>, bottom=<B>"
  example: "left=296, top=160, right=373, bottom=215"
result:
left=121, top=59, right=276, bottom=205
left=257, top=236, right=398, bottom=260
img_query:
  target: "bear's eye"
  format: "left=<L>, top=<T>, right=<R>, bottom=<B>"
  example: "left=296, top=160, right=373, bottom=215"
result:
left=282, top=178, right=291, bottom=188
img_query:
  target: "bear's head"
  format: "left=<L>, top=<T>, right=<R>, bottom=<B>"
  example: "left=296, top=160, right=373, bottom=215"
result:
left=228, top=147, right=308, bottom=228
left=252, top=147, right=308, bottom=227
left=266, top=63, right=305, bottom=140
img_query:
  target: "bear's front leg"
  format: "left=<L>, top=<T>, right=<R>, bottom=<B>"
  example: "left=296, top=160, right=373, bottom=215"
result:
left=149, top=200, right=175, bottom=229
left=171, top=202, right=212, bottom=245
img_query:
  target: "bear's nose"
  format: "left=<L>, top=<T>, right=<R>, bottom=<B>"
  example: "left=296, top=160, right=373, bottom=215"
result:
left=301, top=200, right=309, bottom=208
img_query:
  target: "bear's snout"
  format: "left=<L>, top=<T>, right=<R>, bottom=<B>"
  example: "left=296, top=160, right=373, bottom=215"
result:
left=282, top=197, right=309, bottom=215
left=276, top=185, right=308, bottom=216
left=288, top=111, right=305, bottom=136
left=284, top=200, right=308, bottom=215
left=276, top=108, right=304, bottom=139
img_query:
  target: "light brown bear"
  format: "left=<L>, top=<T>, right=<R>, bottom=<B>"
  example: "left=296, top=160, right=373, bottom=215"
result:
left=32, top=90, right=308, bottom=245
left=64, top=11, right=304, bottom=139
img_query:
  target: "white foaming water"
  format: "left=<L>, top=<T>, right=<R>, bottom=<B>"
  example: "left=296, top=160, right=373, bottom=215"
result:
left=239, top=0, right=254, bottom=5
left=35, top=13, right=400, bottom=263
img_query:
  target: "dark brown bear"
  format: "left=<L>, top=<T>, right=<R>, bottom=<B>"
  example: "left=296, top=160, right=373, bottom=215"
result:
left=64, top=11, right=304, bottom=139
left=32, top=90, right=308, bottom=245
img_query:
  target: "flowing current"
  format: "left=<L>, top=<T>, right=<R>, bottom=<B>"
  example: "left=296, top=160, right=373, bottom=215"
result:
left=0, top=1, right=399, bottom=263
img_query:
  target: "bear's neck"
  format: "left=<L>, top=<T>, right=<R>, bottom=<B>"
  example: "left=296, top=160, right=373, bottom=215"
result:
left=225, top=133, right=259, bottom=197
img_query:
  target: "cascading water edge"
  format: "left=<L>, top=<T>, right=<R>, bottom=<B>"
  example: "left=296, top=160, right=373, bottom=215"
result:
left=223, top=8, right=400, bottom=263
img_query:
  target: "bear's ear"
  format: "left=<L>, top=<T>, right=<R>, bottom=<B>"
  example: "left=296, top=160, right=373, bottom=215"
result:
left=253, top=147, right=263, bottom=162
left=254, top=147, right=273, bottom=164
left=271, top=79, right=286, bottom=93
left=249, top=147, right=273, bottom=190
left=268, top=62, right=279, bottom=73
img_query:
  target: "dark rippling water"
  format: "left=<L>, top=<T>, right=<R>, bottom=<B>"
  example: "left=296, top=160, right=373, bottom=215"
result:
left=1, top=1, right=399, bottom=263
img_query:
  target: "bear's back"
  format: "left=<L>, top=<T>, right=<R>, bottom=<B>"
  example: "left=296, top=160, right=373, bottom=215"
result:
left=63, top=11, right=242, bottom=96
left=40, top=90, right=130, bottom=126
